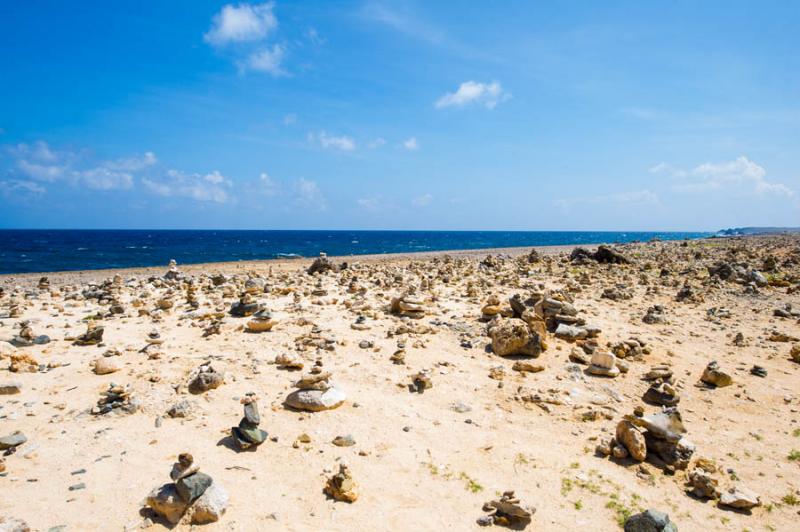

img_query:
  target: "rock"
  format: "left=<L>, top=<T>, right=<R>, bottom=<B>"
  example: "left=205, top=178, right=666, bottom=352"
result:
left=791, top=344, right=800, bottom=363
left=643, top=305, right=667, bottom=325
left=0, top=382, right=22, bottom=395
left=92, top=384, right=139, bottom=415
left=719, top=486, right=760, bottom=510
left=700, top=361, right=732, bottom=387
left=170, top=453, right=198, bottom=481
left=554, top=323, right=587, bottom=342
left=229, top=293, right=261, bottom=317
left=246, top=310, right=276, bottom=332
left=0, top=431, right=27, bottom=450
left=275, top=353, right=304, bottom=370
left=512, top=361, right=544, bottom=374
left=332, top=434, right=356, bottom=447
left=231, top=394, right=267, bottom=449
left=8, top=353, right=38, bottom=373
left=616, top=420, right=647, bottom=461
left=482, top=490, right=535, bottom=529
left=187, top=363, right=224, bottom=394
left=587, top=350, right=619, bottom=377
left=687, top=468, right=719, bottom=499
left=285, top=388, right=346, bottom=412
left=324, top=463, right=358, bottom=503
left=167, top=400, right=193, bottom=418
left=488, top=318, right=544, bottom=357
left=390, top=293, right=427, bottom=319
left=74, top=323, right=104, bottom=346
left=632, top=409, right=686, bottom=442
left=623, top=509, right=677, bottom=532
left=176, top=472, right=213, bottom=503
left=643, top=382, right=680, bottom=406
left=308, top=253, right=337, bottom=275
left=145, top=483, right=189, bottom=525
left=0, top=517, right=30, bottom=532
left=189, top=481, right=229, bottom=524
left=411, top=371, right=433, bottom=393
left=750, top=365, right=767, bottom=378
left=644, top=434, right=695, bottom=470
left=91, top=357, right=120, bottom=375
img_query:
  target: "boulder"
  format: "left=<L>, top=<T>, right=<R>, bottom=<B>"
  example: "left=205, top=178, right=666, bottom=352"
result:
left=488, top=318, right=544, bottom=357
left=285, top=387, right=346, bottom=412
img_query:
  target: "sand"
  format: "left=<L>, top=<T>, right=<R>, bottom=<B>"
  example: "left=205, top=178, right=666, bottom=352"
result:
left=1, top=236, right=799, bottom=531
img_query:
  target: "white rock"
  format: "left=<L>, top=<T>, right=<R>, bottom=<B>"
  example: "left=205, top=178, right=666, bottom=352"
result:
left=285, top=387, right=346, bottom=412
left=190, top=481, right=229, bottom=524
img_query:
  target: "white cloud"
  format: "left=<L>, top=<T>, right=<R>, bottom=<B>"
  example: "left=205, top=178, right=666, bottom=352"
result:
left=368, top=137, right=386, bottom=149
left=204, top=2, right=277, bottom=46
left=75, top=167, right=134, bottom=190
left=104, top=151, right=157, bottom=172
left=435, top=81, right=510, bottom=109
left=555, top=189, right=659, bottom=211
left=143, top=169, right=233, bottom=203
left=357, top=195, right=382, bottom=211
left=17, top=159, right=65, bottom=182
left=0, top=179, right=46, bottom=196
left=655, top=156, right=796, bottom=197
left=305, top=27, right=325, bottom=46
left=412, top=193, right=433, bottom=207
left=240, top=44, right=286, bottom=75
left=314, top=131, right=356, bottom=151
left=402, top=137, right=419, bottom=151
left=283, top=113, right=297, bottom=126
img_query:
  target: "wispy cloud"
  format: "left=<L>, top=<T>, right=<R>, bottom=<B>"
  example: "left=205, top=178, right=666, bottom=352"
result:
left=412, top=193, right=433, bottom=207
left=653, top=156, right=796, bottom=197
left=311, top=131, right=356, bottom=151
left=555, top=189, right=659, bottom=211
left=204, top=2, right=277, bottom=46
left=435, top=81, right=510, bottom=110
left=142, top=169, right=233, bottom=203
left=368, top=137, right=386, bottom=149
left=402, top=137, right=419, bottom=151
left=240, top=44, right=286, bottom=76
left=293, top=177, right=326, bottom=210
left=361, top=2, right=444, bottom=44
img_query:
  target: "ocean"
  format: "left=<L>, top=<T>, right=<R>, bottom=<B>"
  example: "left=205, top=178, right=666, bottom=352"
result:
left=0, top=229, right=710, bottom=274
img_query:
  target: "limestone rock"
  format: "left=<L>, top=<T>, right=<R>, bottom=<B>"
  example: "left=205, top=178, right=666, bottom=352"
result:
left=145, top=483, right=189, bottom=525
left=719, top=486, right=760, bottom=510
left=324, top=463, right=358, bottom=503
left=616, top=420, right=646, bottom=461
left=488, top=318, right=544, bottom=357
left=285, top=388, right=346, bottom=412
left=91, top=357, right=120, bottom=375
left=700, top=361, right=732, bottom=387
left=189, top=481, right=229, bottom=524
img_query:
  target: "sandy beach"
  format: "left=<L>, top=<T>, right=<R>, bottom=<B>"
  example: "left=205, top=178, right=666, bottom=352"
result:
left=2, top=235, right=799, bottom=531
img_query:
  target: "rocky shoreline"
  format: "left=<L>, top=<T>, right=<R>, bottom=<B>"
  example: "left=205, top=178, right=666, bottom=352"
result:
left=1, top=234, right=799, bottom=530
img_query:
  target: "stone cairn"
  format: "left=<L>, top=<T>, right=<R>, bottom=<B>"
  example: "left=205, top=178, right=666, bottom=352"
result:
left=230, top=393, right=268, bottom=450
left=144, top=453, right=229, bottom=525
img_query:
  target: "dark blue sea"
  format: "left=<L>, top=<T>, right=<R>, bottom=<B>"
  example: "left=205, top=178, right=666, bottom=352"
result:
left=0, top=230, right=710, bottom=274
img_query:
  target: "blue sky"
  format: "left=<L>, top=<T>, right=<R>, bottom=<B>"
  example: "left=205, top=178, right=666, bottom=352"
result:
left=1, top=1, right=798, bottom=231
